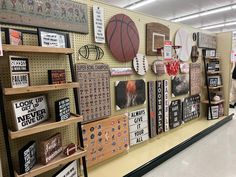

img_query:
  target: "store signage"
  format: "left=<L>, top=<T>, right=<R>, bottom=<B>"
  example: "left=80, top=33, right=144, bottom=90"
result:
left=163, top=80, right=169, bottom=132
left=12, top=95, right=48, bottom=130
left=93, top=6, right=105, bottom=43
left=53, top=161, right=78, bottom=177
left=55, top=98, right=70, bottom=121
left=48, top=70, right=66, bottom=84
left=169, top=99, right=182, bottom=129
left=164, top=41, right=172, bottom=60
left=148, top=81, right=157, bottom=138
left=156, top=80, right=163, bottom=134
left=183, top=95, right=200, bottom=122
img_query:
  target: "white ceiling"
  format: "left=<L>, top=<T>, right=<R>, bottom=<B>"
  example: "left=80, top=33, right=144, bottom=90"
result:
left=101, top=0, right=236, bottom=32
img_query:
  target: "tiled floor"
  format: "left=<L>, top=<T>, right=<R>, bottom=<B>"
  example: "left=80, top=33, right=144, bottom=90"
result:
left=144, top=109, right=236, bottom=177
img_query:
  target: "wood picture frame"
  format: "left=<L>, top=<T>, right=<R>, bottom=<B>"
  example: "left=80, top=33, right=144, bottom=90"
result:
left=48, top=70, right=66, bottom=84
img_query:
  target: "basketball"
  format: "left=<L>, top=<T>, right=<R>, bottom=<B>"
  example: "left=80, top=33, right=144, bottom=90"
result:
left=106, top=14, right=140, bottom=62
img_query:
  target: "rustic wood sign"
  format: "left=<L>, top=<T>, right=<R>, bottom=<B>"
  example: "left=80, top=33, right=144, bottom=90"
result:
left=183, top=95, right=200, bottom=122
left=190, top=63, right=201, bottom=95
left=197, top=32, right=217, bottom=49
left=156, top=80, right=164, bottom=134
left=53, top=161, right=77, bottom=177
left=12, top=95, right=48, bottom=130
left=163, top=80, right=169, bottom=132
left=55, top=98, right=70, bottom=122
left=48, top=70, right=66, bottom=84
left=172, top=75, right=189, bottom=97
left=40, top=133, right=63, bottom=165
left=148, top=81, right=157, bottom=138
left=129, top=109, right=149, bottom=146
left=0, top=0, right=88, bottom=33
left=169, top=99, right=182, bottom=129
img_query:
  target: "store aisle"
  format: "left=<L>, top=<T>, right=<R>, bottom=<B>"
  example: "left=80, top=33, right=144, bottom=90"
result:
left=143, top=110, right=236, bottom=177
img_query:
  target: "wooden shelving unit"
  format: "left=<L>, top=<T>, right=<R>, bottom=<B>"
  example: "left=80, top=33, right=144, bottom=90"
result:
left=14, top=148, right=86, bottom=177
left=204, top=85, right=223, bottom=89
left=201, top=99, right=225, bottom=105
left=4, top=82, right=80, bottom=95
left=9, top=114, right=83, bottom=139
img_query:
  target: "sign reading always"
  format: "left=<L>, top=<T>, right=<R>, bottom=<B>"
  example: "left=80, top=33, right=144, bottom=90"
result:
left=183, top=95, right=200, bottom=122
left=169, top=100, right=182, bottom=129
left=156, top=80, right=163, bottom=134
left=129, top=109, right=149, bottom=146
left=93, top=6, right=105, bottom=43
left=12, top=95, right=48, bottom=130
left=53, top=161, right=78, bottom=177
left=163, top=80, right=169, bottom=132
left=148, top=81, right=157, bottom=138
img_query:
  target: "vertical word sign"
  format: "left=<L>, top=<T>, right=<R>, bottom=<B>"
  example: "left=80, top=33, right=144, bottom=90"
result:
left=156, top=80, right=163, bottom=134
left=163, top=80, right=169, bottom=132
left=93, top=6, right=105, bottom=43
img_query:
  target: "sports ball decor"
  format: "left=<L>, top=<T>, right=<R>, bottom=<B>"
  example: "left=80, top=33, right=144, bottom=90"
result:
left=172, top=75, right=189, bottom=97
left=110, top=68, right=133, bottom=76
left=169, top=100, right=182, bottom=129
left=79, top=44, right=104, bottom=60
left=76, top=63, right=111, bottom=123
left=53, top=161, right=78, bottom=177
left=197, top=32, right=217, bottom=49
left=64, top=143, right=77, bottom=156
left=163, top=80, right=169, bottom=132
left=48, top=70, right=66, bottom=84
left=146, top=23, right=170, bottom=56
left=156, top=80, right=164, bottom=134
left=115, top=80, right=146, bottom=110
left=152, top=61, right=166, bottom=76
left=19, top=141, right=36, bottom=174
left=191, top=46, right=199, bottom=63
left=148, top=81, right=157, bottom=138
left=82, top=115, right=129, bottom=167
left=12, top=95, right=48, bottom=131
left=40, top=133, right=63, bottom=165
left=175, top=28, right=192, bottom=61
left=133, top=54, right=148, bottom=76
left=183, top=95, right=200, bottom=122
left=165, top=60, right=180, bottom=76
left=129, top=109, right=149, bottom=146
left=190, top=63, right=201, bottom=95
left=55, top=98, right=70, bottom=122
left=180, top=63, right=189, bottom=74
left=106, top=14, right=140, bottom=62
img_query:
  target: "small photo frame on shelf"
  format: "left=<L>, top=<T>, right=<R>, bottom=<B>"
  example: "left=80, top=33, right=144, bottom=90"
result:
left=9, top=56, right=29, bottom=73
left=208, top=105, right=219, bottom=119
left=48, top=70, right=66, bottom=84
left=38, top=28, right=68, bottom=48
left=208, top=78, right=218, bottom=87
left=207, top=61, right=220, bottom=71
left=53, top=160, right=78, bottom=177
left=55, top=98, right=70, bottom=122
left=11, top=73, right=30, bottom=88
left=5, top=28, right=23, bottom=45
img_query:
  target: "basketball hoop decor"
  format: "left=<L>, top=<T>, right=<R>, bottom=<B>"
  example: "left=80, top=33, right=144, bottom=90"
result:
left=132, top=54, right=149, bottom=76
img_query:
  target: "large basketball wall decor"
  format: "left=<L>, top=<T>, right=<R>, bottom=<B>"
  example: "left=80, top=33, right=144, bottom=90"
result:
left=106, top=14, right=140, bottom=62
left=115, top=80, right=146, bottom=110
left=175, top=28, right=192, bottom=61
left=163, top=80, right=169, bottom=132
left=197, top=32, right=217, bottom=49
left=156, top=80, right=164, bottom=134
left=190, top=63, right=201, bottom=95
left=172, top=75, right=189, bottom=97
left=129, top=108, right=149, bottom=146
left=133, top=54, right=149, bottom=76
left=146, top=23, right=170, bottom=56
left=148, top=81, right=157, bottom=138
left=183, top=95, right=200, bottom=122
left=76, top=63, right=111, bottom=123
left=82, top=115, right=129, bottom=167
left=169, top=99, right=182, bottom=129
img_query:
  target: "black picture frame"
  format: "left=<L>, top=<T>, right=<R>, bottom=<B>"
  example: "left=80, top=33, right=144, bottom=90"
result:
left=208, top=78, right=218, bottom=87
left=37, top=28, right=69, bottom=48
left=5, top=28, right=23, bottom=45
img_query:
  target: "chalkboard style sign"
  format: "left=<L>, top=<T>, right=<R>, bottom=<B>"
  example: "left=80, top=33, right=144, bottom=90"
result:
left=48, top=70, right=66, bottom=84
left=148, top=81, right=157, bottom=138
left=183, top=95, right=200, bottom=122
left=169, top=100, right=182, bottom=129
left=19, top=141, right=36, bottom=174
left=40, top=133, right=62, bottom=165
left=6, top=28, right=23, bottom=45
left=129, top=109, right=149, bottom=146
left=55, top=98, right=70, bottom=121
left=11, top=95, right=48, bottom=130
left=53, top=161, right=78, bottom=177
left=163, top=80, right=169, bottom=132
left=156, top=80, right=163, bottom=134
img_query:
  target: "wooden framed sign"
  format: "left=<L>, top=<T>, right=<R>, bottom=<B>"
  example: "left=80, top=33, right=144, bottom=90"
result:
left=55, top=98, right=70, bottom=122
left=148, top=81, right=157, bottom=138
left=182, top=95, right=200, bottom=122
left=207, top=61, right=220, bottom=72
left=6, top=28, right=23, bottom=45
left=53, top=161, right=77, bottom=177
left=129, top=109, right=149, bottom=146
left=156, top=80, right=164, bottom=134
left=163, top=80, right=169, bottom=132
left=11, top=95, right=48, bottom=130
left=169, top=100, right=182, bottom=129
left=11, top=73, right=30, bottom=88
left=48, top=70, right=66, bottom=84
left=93, top=6, right=105, bottom=43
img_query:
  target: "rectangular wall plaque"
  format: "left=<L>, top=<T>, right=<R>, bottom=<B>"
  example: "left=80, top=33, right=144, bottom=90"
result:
left=48, top=70, right=66, bottom=84
left=55, top=98, right=70, bottom=121
left=53, top=161, right=77, bottom=177
left=148, top=81, right=157, bottom=138
left=183, top=95, right=200, bottom=122
left=156, top=80, right=163, bottom=134
left=197, top=32, right=217, bottom=49
left=163, top=80, right=169, bottom=132
left=93, top=6, right=105, bottom=43
left=169, top=99, right=182, bottom=129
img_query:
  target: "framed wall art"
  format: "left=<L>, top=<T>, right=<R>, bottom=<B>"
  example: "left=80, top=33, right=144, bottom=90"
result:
left=190, top=63, right=201, bottom=95
left=172, top=75, right=189, bottom=97
left=152, top=61, right=166, bottom=76
left=156, top=80, right=164, bottom=134
left=48, top=70, right=66, bottom=84
left=5, top=28, right=23, bottom=45
left=182, top=95, right=200, bottom=122
left=148, top=81, right=157, bottom=138
left=0, top=0, right=88, bottom=33
left=207, top=61, right=220, bottom=72
left=208, top=105, right=219, bottom=119
left=169, top=99, right=182, bottom=129
left=208, top=75, right=222, bottom=86
left=53, top=161, right=77, bottom=177
left=197, top=32, right=217, bottom=49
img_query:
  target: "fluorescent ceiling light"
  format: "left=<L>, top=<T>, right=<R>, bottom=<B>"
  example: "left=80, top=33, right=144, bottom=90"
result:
left=225, top=21, right=236, bottom=26
left=172, top=14, right=200, bottom=22
left=201, top=21, right=236, bottom=30
left=126, top=0, right=156, bottom=10
left=200, top=6, right=232, bottom=16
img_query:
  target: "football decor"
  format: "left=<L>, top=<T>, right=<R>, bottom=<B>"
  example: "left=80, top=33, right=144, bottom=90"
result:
left=53, top=161, right=78, bottom=177
left=132, top=54, right=149, bottom=76
left=48, top=70, right=66, bottom=84
left=55, top=98, right=70, bottom=122
left=11, top=95, right=48, bottom=131
left=183, top=95, right=200, bottom=122
left=156, top=80, right=164, bottom=134
left=169, top=100, right=182, bottom=129
left=79, top=44, right=104, bottom=60
left=148, top=81, right=157, bottom=138
left=163, top=80, right=169, bottom=132
left=6, top=28, right=23, bottom=45
left=64, top=143, right=77, bottom=156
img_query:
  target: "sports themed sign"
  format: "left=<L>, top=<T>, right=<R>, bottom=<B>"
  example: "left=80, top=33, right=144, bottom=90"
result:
left=76, top=63, right=111, bottom=123
left=183, top=95, right=200, bottom=122
left=12, top=95, right=48, bottom=130
left=133, top=54, right=148, bottom=76
left=40, top=133, right=63, bottom=165
left=82, top=115, right=129, bottom=167
left=148, top=81, right=157, bottom=138
left=93, top=6, right=105, bottom=43
left=129, top=109, right=149, bottom=146
left=48, top=70, right=66, bottom=84
left=53, top=161, right=78, bottom=177
left=169, top=100, right=182, bottom=129
left=156, top=80, right=164, bottom=134
left=172, top=75, right=189, bottom=97
left=55, top=98, right=70, bottom=121
left=207, top=61, right=220, bottom=72
left=197, top=32, right=217, bottom=49
left=190, top=63, right=201, bottom=95
left=110, top=68, right=133, bottom=76
left=6, top=28, right=23, bottom=45
left=163, top=80, right=169, bottom=132
left=19, top=141, right=36, bottom=174
left=208, top=105, right=219, bottom=120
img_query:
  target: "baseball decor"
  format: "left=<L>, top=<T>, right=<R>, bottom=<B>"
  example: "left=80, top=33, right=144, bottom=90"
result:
left=115, top=80, right=146, bottom=110
left=146, top=23, right=170, bottom=56
left=191, top=46, right=199, bottom=63
left=106, top=14, right=140, bottom=62
left=82, top=115, right=129, bottom=167
left=40, top=133, right=63, bottom=165
left=19, top=141, right=36, bottom=174
left=48, top=70, right=66, bottom=84
left=163, top=80, right=169, bottom=132
left=152, top=60, right=166, bottom=76
left=175, top=28, right=192, bottom=61
left=129, top=108, right=149, bottom=146
left=148, top=81, right=157, bottom=138
left=133, top=54, right=148, bottom=76
left=180, top=63, right=189, bottom=74
left=183, top=95, right=200, bottom=122
left=53, top=161, right=78, bottom=177
left=165, top=60, right=180, bottom=76
left=110, top=68, right=133, bottom=76
left=79, top=44, right=104, bottom=60
left=11, top=95, right=48, bottom=131
left=64, top=143, right=77, bottom=156
left=6, top=28, right=23, bottom=45
left=190, top=63, right=201, bottom=95
left=156, top=80, right=164, bottom=134
left=172, top=75, right=189, bottom=97
left=197, top=32, right=217, bottom=49
left=55, top=98, right=70, bottom=122
left=169, top=100, right=182, bottom=129
left=93, top=6, right=105, bottom=43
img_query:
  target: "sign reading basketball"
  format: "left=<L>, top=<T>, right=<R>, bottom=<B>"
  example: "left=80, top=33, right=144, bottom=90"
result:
left=106, top=14, right=140, bottom=62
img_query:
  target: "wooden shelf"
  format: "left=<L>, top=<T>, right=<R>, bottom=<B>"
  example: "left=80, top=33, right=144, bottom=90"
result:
left=14, top=148, right=86, bottom=177
left=9, top=114, right=83, bottom=139
left=205, top=56, right=220, bottom=60
left=201, top=99, right=225, bottom=105
left=4, top=82, right=80, bottom=95
left=204, top=85, right=223, bottom=89
left=2, top=44, right=73, bottom=54
left=207, top=71, right=221, bottom=75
